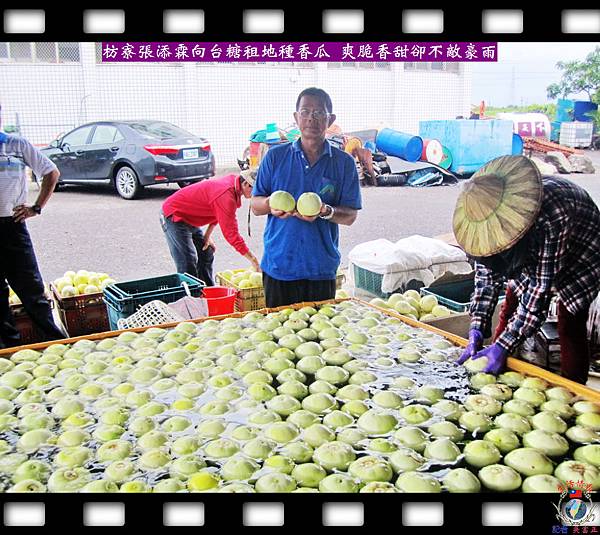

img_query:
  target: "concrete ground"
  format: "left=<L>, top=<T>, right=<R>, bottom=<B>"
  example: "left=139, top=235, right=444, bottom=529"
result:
left=25, top=150, right=600, bottom=285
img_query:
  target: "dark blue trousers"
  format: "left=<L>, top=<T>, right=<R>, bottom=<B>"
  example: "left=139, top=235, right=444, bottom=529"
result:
left=160, top=212, right=215, bottom=286
left=0, top=218, right=65, bottom=348
left=263, top=272, right=336, bottom=308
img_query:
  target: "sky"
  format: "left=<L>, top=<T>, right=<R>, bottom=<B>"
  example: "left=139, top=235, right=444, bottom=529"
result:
left=471, top=42, right=599, bottom=108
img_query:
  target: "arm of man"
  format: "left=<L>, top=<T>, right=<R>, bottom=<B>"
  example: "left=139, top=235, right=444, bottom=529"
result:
left=202, top=223, right=217, bottom=251
left=251, top=151, right=271, bottom=217
left=13, top=139, right=60, bottom=223
left=214, top=197, right=259, bottom=271
left=496, top=222, right=562, bottom=354
left=204, top=223, right=217, bottom=239
left=332, top=151, right=362, bottom=226
left=327, top=205, right=357, bottom=226
left=213, top=192, right=260, bottom=270
left=36, top=169, right=60, bottom=206
left=253, top=195, right=295, bottom=219
left=243, top=250, right=261, bottom=272
left=251, top=196, right=271, bottom=216
left=469, top=262, right=504, bottom=339
left=295, top=152, right=362, bottom=224
left=295, top=204, right=357, bottom=225
left=213, top=194, right=249, bottom=255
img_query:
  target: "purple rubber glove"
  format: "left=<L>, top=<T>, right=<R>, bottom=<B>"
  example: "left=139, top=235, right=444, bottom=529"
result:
left=457, top=329, right=484, bottom=364
left=471, top=343, right=509, bottom=375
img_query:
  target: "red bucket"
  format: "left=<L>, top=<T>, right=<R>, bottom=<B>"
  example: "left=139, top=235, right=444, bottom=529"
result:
left=202, top=286, right=237, bottom=316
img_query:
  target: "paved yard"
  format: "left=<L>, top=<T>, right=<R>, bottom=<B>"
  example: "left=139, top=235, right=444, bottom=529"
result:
left=25, top=151, right=600, bottom=285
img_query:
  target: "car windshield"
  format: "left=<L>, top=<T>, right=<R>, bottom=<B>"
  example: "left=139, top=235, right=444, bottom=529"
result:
left=127, top=122, right=193, bottom=140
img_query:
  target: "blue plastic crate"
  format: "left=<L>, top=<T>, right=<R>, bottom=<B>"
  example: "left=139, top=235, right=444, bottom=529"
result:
left=103, top=273, right=204, bottom=330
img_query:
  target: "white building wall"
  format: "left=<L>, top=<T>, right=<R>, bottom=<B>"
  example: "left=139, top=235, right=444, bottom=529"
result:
left=0, top=63, right=85, bottom=144
left=0, top=43, right=472, bottom=165
left=394, top=64, right=473, bottom=135
left=93, top=63, right=187, bottom=126
left=191, top=63, right=317, bottom=164
left=316, top=64, right=395, bottom=133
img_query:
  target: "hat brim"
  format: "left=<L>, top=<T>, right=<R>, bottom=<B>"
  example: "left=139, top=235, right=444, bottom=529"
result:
left=453, top=156, right=543, bottom=257
left=240, top=170, right=256, bottom=186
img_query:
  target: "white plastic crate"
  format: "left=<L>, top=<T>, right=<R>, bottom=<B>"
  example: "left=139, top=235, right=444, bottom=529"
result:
left=117, top=300, right=185, bottom=330
left=559, top=121, right=594, bottom=148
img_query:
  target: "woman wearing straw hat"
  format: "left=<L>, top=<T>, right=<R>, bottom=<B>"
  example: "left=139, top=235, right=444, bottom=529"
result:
left=160, top=169, right=260, bottom=286
left=453, top=155, right=600, bottom=384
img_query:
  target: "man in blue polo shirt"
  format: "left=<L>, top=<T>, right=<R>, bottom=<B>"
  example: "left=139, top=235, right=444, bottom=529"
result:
left=252, top=87, right=362, bottom=307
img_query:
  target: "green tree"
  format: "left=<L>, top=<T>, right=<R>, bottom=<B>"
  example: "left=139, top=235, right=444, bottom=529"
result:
left=485, top=104, right=556, bottom=120
left=547, top=46, right=600, bottom=101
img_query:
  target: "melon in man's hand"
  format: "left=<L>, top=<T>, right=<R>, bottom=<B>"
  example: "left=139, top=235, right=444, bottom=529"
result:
left=270, top=191, right=296, bottom=213
left=297, top=193, right=322, bottom=217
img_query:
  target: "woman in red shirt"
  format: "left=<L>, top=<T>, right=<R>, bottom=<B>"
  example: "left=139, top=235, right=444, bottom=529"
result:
left=160, top=170, right=260, bottom=285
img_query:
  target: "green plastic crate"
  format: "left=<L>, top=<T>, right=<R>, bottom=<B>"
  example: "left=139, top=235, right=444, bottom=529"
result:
left=420, top=279, right=505, bottom=313
left=353, top=265, right=388, bottom=298
left=103, top=273, right=204, bottom=330
left=353, top=265, right=429, bottom=299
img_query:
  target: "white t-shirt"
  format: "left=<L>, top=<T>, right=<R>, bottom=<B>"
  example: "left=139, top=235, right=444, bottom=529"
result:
left=0, top=134, right=57, bottom=217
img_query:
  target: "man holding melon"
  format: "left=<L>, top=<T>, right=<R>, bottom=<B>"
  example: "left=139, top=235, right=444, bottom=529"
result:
left=251, top=88, right=362, bottom=307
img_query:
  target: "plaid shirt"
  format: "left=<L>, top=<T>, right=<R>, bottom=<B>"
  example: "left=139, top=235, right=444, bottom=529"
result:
left=470, top=176, right=600, bottom=353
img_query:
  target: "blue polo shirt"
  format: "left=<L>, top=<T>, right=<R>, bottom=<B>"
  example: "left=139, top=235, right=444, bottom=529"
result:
left=253, top=139, right=361, bottom=281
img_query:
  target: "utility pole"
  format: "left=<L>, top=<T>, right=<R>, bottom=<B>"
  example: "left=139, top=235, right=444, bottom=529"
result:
left=510, top=66, right=516, bottom=107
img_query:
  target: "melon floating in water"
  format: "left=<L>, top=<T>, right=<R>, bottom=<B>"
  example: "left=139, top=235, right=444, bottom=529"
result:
left=1, top=299, right=597, bottom=494
left=297, top=192, right=322, bottom=217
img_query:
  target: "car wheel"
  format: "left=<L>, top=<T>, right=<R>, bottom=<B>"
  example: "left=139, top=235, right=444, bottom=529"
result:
left=114, top=166, right=142, bottom=200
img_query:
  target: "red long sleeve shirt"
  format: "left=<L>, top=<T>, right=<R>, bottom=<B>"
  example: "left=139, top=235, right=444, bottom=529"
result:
left=162, top=174, right=249, bottom=256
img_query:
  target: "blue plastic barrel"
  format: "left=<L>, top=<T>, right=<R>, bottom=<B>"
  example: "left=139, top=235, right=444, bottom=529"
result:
left=574, top=101, right=598, bottom=122
left=376, top=128, right=423, bottom=162
left=512, top=134, right=524, bottom=155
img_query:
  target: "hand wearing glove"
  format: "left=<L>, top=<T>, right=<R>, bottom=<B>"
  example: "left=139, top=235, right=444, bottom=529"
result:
left=457, top=329, right=484, bottom=365
left=471, top=343, right=509, bottom=375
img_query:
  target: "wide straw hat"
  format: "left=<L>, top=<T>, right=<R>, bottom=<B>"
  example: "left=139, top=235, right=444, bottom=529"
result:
left=453, top=155, right=543, bottom=257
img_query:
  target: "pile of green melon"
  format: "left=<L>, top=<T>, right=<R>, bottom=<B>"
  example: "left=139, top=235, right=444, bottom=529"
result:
left=0, top=301, right=598, bottom=493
